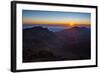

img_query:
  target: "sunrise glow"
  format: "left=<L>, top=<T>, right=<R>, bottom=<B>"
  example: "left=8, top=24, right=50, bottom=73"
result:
left=22, top=10, right=91, bottom=27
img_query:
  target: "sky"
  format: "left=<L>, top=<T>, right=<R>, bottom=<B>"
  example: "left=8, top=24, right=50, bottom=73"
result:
left=22, top=10, right=91, bottom=27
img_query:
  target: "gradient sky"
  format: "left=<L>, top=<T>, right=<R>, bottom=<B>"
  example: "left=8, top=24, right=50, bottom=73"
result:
left=22, top=10, right=91, bottom=27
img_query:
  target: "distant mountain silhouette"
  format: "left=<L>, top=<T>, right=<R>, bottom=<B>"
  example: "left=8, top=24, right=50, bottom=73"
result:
left=23, top=26, right=91, bottom=62
left=55, top=26, right=91, bottom=60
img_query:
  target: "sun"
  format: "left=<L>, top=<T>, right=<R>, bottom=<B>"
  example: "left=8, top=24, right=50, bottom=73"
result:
left=69, top=22, right=75, bottom=27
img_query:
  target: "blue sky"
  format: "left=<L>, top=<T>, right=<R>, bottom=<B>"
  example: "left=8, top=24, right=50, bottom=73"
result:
left=22, top=10, right=91, bottom=25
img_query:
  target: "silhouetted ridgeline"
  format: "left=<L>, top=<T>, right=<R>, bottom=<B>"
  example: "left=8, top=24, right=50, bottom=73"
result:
left=23, top=26, right=91, bottom=62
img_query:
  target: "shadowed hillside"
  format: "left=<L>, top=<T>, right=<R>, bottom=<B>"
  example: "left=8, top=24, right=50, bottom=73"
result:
left=23, top=26, right=91, bottom=62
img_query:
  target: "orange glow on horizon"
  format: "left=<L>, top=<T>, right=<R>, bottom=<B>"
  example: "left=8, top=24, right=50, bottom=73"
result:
left=23, top=19, right=90, bottom=27
left=67, top=21, right=79, bottom=27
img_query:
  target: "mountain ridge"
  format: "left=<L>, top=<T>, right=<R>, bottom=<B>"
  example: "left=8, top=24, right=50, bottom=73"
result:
left=23, top=26, right=91, bottom=62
